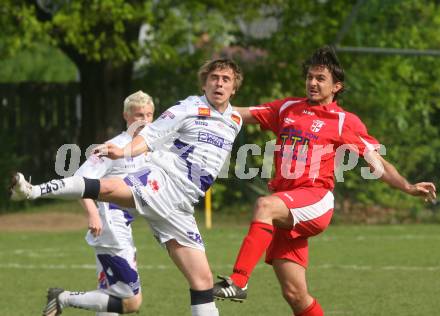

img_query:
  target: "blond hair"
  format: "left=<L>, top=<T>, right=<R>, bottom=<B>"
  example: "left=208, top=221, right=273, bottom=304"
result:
left=123, top=90, right=155, bottom=113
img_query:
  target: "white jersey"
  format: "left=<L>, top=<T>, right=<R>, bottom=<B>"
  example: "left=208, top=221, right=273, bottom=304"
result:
left=75, top=131, right=150, bottom=249
left=138, top=95, right=242, bottom=204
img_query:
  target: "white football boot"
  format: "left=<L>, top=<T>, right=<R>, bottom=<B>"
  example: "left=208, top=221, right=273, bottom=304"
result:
left=9, top=172, right=33, bottom=201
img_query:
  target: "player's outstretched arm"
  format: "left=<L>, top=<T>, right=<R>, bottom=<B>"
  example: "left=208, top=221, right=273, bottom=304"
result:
left=94, top=135, right=149, bottom=160
left=79, top=199, right=102, bottom=237
left=233, top=106, right=259, bottom=124
left=122, top=134, right=149, bottom=157
left=365, top=151, right=437, bottom=203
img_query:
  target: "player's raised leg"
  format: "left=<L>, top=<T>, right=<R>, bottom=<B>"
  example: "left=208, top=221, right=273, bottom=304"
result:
left=9, top=172, right=135, bottom=208
left=213, top=195, right=291, bottom=301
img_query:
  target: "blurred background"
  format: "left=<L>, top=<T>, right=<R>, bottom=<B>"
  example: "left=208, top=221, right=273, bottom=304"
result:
left=1, top=0, right=439, bottom=223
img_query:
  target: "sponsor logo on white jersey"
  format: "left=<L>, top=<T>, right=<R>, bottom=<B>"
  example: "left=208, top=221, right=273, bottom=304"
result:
left=195, top=120, right=208, bottom=126
left=198, top=131, right=232, bottom=151
left=160, top=110, right=176, bottom=119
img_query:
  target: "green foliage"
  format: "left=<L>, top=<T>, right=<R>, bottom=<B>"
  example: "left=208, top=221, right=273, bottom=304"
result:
left=0, top=43, right=77, bottom=82
left=2, top=0, right=154, bottom=63
left=1, top=3, right=50, bottom=57
left=332, top=0, right=440, bottom=211
left=228, top=0, right=440, bottom=215
left=1, top=0, right=439, bottom=217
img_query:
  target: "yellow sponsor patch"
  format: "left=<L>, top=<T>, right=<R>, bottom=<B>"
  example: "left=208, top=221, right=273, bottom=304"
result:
left=231, top=114, right=241, bottom=125
left=198, top=107, right=211, bottom=116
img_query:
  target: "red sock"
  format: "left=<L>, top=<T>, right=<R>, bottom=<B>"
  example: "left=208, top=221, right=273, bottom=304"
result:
left=296, top=299, right=324, bottom=316
left=230, top=221, right=274, bottom=288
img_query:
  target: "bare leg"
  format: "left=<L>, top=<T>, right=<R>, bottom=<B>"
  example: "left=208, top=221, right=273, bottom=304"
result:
left=122, top=293, right=142, bottom=313
left=272, top=259, right=313, bottom=314
left=98, top=178, right=135, bottom=209
left=166, top=239, right=219, bottom=316
left=166, top=239, right=213, bottom=290
left=252, top=195, right=294, bottom=228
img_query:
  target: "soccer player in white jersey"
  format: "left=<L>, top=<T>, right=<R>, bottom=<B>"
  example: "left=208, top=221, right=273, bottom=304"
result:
left=10, top=58, right=243, bottom=316
left=61, top=90, right=154, bottom=316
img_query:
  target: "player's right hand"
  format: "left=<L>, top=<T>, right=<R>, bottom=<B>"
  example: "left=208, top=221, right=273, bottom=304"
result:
left=93, top=143, right=124, bottom=160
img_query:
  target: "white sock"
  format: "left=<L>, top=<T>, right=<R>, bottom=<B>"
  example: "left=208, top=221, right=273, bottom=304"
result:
left=58, top=290, right=109, bottom=312
left=32, top=176, right=85, bottom=199
left=191, top=302, right=219, bottom=316
left=96, top=313, right=119, bottom=316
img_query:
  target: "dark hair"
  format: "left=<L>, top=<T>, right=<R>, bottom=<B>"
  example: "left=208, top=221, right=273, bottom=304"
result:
left=302, top=46, right=345, bottom=98
left=198, top=58, right=243, bottom=91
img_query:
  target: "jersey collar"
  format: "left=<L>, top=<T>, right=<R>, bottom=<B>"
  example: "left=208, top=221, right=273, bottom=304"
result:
left=201, top=94, right=233, bottom=116
left=306, top=100, right=341, bottom=112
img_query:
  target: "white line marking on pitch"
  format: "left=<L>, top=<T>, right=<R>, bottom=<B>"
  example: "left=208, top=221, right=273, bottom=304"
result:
left=1, top=263, right=440, bottom=271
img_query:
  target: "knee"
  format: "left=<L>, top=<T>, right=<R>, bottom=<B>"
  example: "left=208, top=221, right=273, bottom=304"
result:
left=281, top=285, right=308, bottom=308
left=99, top=179, right=115, bottom=196
left=254, top=196, right=272, bottom=213
left=193, top=270, right=214, bottom=290
left=122, top=293, right=142, bottom=313
left=254, top=197, right=274, bottom=218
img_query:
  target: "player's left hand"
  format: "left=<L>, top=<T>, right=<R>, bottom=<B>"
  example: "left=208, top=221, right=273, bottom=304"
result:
left=88, top=211, right=103, bottom=237
left=408, top=182, right=437, bottom=204
left=93, top=143, right=124, bottom=160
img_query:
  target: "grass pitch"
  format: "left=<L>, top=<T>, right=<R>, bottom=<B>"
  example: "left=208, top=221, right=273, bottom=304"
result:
left=0, top=209, right=439, bottom=315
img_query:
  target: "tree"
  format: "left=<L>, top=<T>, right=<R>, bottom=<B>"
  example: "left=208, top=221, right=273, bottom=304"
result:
left=3, top=1, right=151, bottom=147
left=3, top=0, right=267, bottom=148
left=265, top=0, right=440, bottom=217
left=3, top=0, right=439, bottom=219
left=210, top=0, right=440, bottom=217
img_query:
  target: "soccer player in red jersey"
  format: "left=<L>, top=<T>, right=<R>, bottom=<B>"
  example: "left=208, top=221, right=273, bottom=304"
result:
left=213, top=46, right=436, bottom=316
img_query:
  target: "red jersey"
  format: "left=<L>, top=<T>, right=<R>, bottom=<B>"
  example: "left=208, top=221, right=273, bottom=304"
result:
left=250, top=97, right=380, bottom=192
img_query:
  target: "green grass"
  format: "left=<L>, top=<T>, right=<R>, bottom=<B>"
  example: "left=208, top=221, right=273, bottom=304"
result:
left=1, top=214, right=440, bottom=315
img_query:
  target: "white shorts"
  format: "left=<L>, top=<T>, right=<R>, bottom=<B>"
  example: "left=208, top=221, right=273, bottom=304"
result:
left=125, top=165, right=205, bottom=251
left=146, top=209, right=204, bottom=251
left=95, top=246, right=140, bottom=298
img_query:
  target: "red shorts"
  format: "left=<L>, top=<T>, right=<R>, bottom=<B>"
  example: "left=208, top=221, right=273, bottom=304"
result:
left=265, top=187, right=334, bottom=268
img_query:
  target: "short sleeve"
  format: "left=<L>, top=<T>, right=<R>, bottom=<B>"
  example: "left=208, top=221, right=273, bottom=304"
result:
left=340, top=113, right=380, bottom=157
left=138, top=101, right=189, bottom=151
left=249, top=99, right=286, bottom=133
